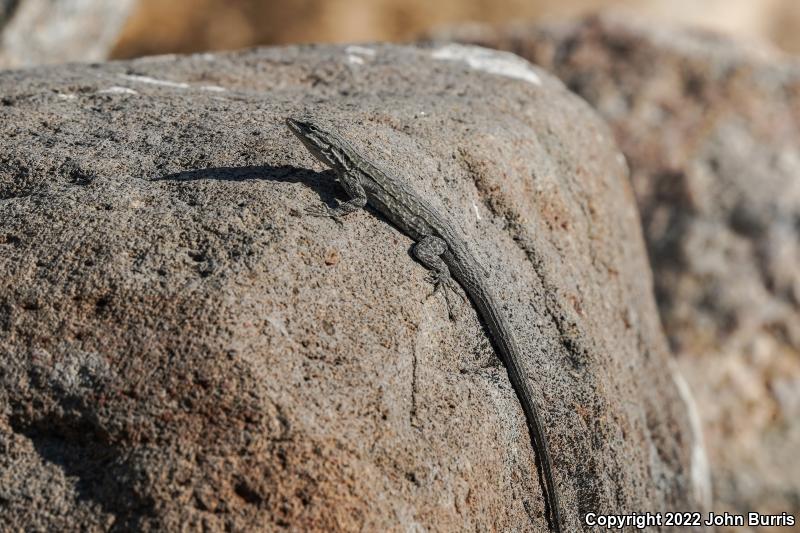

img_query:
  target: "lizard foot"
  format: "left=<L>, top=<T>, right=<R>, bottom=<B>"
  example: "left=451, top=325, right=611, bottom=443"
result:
left=305, top=205, right=344, bottom=225
left=424, top=271, right=441, bottom=285
left=425, top=275, right=463, bottom=320
left=305, top=204, right=334, bottom=217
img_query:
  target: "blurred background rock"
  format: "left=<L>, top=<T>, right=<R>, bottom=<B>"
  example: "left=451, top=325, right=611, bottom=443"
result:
left=110, top=0, right=800, bottom=58
left=0, top=0, right=135, bottom=68
left=1, top=0, right=800, bottom=68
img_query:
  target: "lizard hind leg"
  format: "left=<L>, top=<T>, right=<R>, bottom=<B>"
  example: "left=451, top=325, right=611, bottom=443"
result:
left=413, top=235, right=464, bottom=319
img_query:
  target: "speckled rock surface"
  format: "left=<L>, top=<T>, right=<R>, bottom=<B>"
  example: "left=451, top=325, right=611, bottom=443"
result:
left=437, top=15, right=800, bottom=528
left=0, top=43, right=698, bottom=531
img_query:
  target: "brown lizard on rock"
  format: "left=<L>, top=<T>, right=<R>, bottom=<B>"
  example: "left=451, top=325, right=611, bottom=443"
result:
left=287, top=117, right=563, bottom=532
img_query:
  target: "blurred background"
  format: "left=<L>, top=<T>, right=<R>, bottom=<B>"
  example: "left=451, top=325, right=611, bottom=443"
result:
left=1, top=0, right=799, bottom=68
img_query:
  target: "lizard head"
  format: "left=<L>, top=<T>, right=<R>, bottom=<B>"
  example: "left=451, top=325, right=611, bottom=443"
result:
left=286, top=117, right=351, bottom=173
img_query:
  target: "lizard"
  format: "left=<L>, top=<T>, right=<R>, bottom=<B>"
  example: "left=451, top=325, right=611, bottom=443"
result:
left=286, top=117, right=564, bottom=532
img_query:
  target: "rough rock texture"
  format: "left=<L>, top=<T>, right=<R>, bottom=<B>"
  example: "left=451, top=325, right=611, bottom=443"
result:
left=0, top=0, right=136, bottom=68
left=0, top=43, right=698, bottom=531
left=437, top=14, right=800, bottom=529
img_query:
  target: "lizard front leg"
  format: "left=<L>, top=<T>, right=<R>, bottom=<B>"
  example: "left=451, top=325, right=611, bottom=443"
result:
left=413, top=235, right=464, bottom=319
left=306, top=171, right=367, bottom=219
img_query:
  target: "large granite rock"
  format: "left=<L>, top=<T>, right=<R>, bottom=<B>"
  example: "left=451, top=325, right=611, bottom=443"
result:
left=0, top=43, right=700, bottom=531
left=437, top=14, right=800, bottom=527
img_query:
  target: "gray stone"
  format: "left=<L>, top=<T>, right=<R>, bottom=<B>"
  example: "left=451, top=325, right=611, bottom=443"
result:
left=437, top=14, right=800, bottom=524
left=0, top=43, right=699, bottom=530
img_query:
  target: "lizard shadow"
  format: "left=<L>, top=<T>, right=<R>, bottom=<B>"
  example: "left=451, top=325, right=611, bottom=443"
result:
left=156, top=163, right=423, bottom=270
left=155, top=165, right=345, bottom=210
left=157, top=164, right=410, bottom=243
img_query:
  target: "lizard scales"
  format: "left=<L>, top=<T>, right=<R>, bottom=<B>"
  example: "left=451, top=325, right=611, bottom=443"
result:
left=286, top=117, right=563, bottom=532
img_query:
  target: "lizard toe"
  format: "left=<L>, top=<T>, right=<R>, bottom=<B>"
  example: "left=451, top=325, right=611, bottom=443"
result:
left=304, top=205, right=332, bottom=218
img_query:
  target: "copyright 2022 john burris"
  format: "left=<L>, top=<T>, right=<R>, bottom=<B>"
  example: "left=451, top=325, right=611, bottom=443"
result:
left=584, top=511, right=796, bottom=529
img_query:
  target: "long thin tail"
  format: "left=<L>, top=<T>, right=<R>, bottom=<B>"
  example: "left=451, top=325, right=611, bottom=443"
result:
left=505, top=355, right=563, bottom=532
left=449, top=252, right=563, bottom=532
